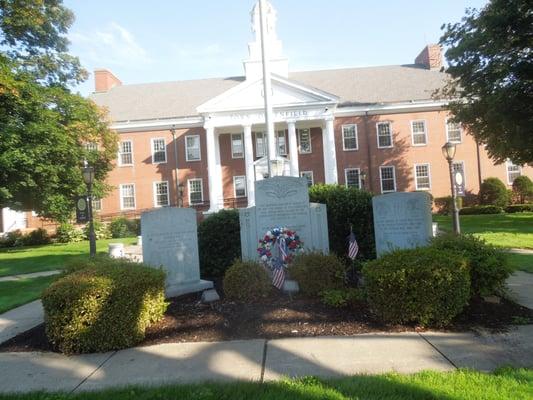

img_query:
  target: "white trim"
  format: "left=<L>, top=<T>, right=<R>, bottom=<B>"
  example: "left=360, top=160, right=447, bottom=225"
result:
left=376, top=122, right=394, bottom=149
left=92, top=198, right=102, bottom=212
left=231, top=133, right=244, bottom=159
left=297, top=128, right=312, bottom=154
left=152, top=181, right=170, bottom=207
left=334, top=100, right=449, bottom=117
left=410, top=120, right=428, bottom=147
left=118, top=140, right=133, bottom=166
left=414, top=163, right=432, bottom=190
left=233, top=175, right=247, bottom=198
left=111, top=116, right=204, bottom=133
left=379, top=166, right=397, bottom=193
left=445, top=119, right=462, bottom=143
left=119, top=183, right=136, bottom=210
left=344, top=167, right=361, bottom=189
left=185, top=134, right=201, bottom=162
left=300, top=170, right=314, bottom=186
left=150, top=137, right=167, bottom=164
left=505, top=160, right=522, bottom=185
left=342, top=124, right=358, bottom=151
left=188, top=178, right=204, bottom=205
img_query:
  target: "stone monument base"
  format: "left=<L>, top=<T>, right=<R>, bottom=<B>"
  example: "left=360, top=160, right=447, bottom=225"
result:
left=165, top=279, right=213, bottom=298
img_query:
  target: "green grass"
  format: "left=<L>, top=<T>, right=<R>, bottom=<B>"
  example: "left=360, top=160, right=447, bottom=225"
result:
left=0, top=237, right=137, bottom=277
left=433, top=212, right=533, bottom=249
left=0, top=275, right=58, bottom=314
left=508, top=253, right=533, bottom=274
left=0, top=368, right=531, bottom=400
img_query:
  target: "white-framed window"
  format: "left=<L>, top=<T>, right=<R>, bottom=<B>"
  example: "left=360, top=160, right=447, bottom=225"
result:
left=342, top=124, right=358, bottom=151
left=151, top=138, right=167, bottom=164
left=92, top=198, right=102, bottom=212
left=231, top=133, right=244, bottom=159
left=446, top=120, right=462, bottom=143
left=411, top=120, right=428, bottom=146
left=188, top=178, right=203, bottom=205
left=84, top=142, right=98, bottom=152
left=118, top=140, right=133, bottom=166
left=300, top=171, right=314, bottom=187
left=506, top=160, right=521, bottom=184
left=276, top=130, right=287, bottom=156
left=453, top=161, right=466, bottom=185
left=119, top=184, right=136, bottom=210
left=414, top=163, right=431, bottom=190
left=255, top=132, right=266, bottom=158
left=153, top=181, right=170, bottom=207
left=233, top=175, right=247, bottom=198
left=380, top=166, right=397, bottom=193
left=345, top=168, right=361, bottom=189
left=376, top=122, right=393, bottom=148
left=185, top=135, right=201, bottom=161
left=298, top=128, right=312, bottom=154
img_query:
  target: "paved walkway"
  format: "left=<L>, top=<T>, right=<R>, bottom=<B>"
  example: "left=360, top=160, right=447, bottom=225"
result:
left=0, top=270, right=61, bottom=282
left=508, top=248, right=533, bottom=255
left=0, top=300, right=43, bottom=344
left=0, top=327, right=532, bottom=393
left=507, top=271, right=533, bottom=309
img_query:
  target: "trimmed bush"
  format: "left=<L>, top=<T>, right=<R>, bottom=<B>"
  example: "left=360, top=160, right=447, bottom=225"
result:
left=479, top=177, right=509, bottom=207
left=289, top=252, right=346, bottom=296
left=459, top=205, right=503, bottom=215
left=42, top=257, right=167, bottom=354
left=309, top=184, right=375, bottom=260
left=0, top=230, right=24, bottom=247
left=198, top=209, right=241, bottom=278
left=83, top=220, right=111, bottom=240
left=109, top=216, right=138, bottom=238
left=430, top=233, right=512, bottom=298
left=363, top=248, right=470, bottom=326
left=505, top=204, right=533, bottom=213
left=55, top=223, right=84, bottom=243
left=223, top=260, right=271, bottom=302
left=23, top=228, right=51, bottom=246
left=320, top=288, right=366, bottom=308
left=512, top=176, right=533, bottom=204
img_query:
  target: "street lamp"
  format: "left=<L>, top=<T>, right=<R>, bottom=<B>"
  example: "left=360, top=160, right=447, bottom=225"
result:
left=82, top=164, right=96, bottom=257
left=441, top=142, right=461, bottom=234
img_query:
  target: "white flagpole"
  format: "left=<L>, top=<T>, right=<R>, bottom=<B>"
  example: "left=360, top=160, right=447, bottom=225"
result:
left=258, top=0, right=275, bottom=177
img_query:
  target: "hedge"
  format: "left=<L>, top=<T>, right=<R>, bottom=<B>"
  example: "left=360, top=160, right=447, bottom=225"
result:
left=505, top=204, right=533, bottom=213
left=223, top=260, right=271, bottom=302
left=289, top=252, right=346, bottom=296
left=479, top=177, right=509, bottom=207
left=459, top=205, right=503, bottom=215
left=42, top=256, right=167, bottom=354
left=363, top=248, right=470, bottom=327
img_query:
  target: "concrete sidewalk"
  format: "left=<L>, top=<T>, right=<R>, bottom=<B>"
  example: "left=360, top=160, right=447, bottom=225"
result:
left=0, top=300, right=43, bottom=344
left=0, top=270, right=61, bottom=283
left=1, top=327, right=532, bottom=394
left=507, top=271, right=533, bottom=309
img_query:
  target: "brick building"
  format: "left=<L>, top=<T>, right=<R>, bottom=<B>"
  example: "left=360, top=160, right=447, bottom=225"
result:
left=1, top=1, right=531, bottom=232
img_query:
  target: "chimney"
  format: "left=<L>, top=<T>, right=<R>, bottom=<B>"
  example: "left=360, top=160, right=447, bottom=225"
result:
left=414, top=44, right=442, bottom=70
left=94, top=69, right=122, bottom=92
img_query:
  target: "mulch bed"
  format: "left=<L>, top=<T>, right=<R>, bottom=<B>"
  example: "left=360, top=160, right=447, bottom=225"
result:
left=1, top=292, right=531, bottom=353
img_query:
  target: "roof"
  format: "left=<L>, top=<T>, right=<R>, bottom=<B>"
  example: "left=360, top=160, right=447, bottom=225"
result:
left=90, top=64, right=448, bottom=123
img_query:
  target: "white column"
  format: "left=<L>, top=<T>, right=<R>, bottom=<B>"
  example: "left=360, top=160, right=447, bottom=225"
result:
left=323, top=117, right=338, bottom=184
left=243, top=124, right=255, bottom=207
left=206, top=125, right=222, bottom=212
left=288, top=121, right=299, bottom=177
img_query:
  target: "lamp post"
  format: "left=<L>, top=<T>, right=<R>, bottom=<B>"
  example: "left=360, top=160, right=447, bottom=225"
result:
left=441, top=142, right=461, bottom=234
left=82, top=164, right=96, bottom=257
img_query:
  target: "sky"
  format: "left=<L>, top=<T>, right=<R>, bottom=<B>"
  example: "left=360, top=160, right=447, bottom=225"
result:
left=64, top=0, right=489, bottom=95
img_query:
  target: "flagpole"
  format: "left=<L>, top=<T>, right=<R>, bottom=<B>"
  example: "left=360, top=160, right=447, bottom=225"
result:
left=258, top=0, right=275, bottom=177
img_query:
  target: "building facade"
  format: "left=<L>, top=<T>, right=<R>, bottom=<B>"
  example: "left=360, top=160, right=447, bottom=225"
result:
left=2, top=1, right=531, bottom=232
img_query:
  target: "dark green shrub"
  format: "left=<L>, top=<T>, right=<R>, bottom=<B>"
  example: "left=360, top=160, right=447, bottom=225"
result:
left=479, top=177, right=510, bottom=207
left=434, top=196, right=463, bottom=215
left=55, top=223, right=84, bottom=243
left=109, top=217, right=131, bottom=238
left=126, top=218, right=141, bottom=236
left=42, top=257, right=167, bottom=354
left=459, top=205, right=503, bottom=215
left=198, top=209, right=241, bottom=278
left=430, top=233, right=512, bottom=298
left=83, top=220, right=110, bottom=240
left=309, top=184, right=374, bottom=260
left=289, top=252, right=346, bottom=296
left=512, top=176, right=533, bottom=204
left=223, top=260, right=271, bottom=302
left=23, top=228, right=51, bottom=246
left=363, top=248, right=470, bottom=327
left=0, top=230, right=24, bottom=248
left=505, top=204, right=533, bottom=213
left=320, top=288, right=366, bottom=308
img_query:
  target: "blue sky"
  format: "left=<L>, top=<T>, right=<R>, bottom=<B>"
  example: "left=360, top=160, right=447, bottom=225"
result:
left=64, top=0, right=488, bottom=95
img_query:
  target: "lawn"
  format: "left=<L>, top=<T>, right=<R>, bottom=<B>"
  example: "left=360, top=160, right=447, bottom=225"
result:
left=508, top=253, right=533, bottom=274
left=0, top=237, right=137, bottom=277
left=0, top=275, right=57, bottom=314
left=0, top=368, right=530, bottom=400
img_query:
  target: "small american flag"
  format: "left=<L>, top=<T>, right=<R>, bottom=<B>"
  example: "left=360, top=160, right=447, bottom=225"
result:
left=348, top=227, right=359, bottom=260
left=272, top=259, right=285, bottom=289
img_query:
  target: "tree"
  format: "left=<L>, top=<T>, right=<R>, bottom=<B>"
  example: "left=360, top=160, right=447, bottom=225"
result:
left=479, top=177, right=510, bottom=207
left=0, top=0, right=117, bottom=222
left=512, top=176, right=533, bottom=204
left=439, top=0, right=533, bottom=164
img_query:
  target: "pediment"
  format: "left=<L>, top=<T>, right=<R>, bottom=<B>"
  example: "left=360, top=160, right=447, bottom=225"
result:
left=197, top=75, right=338, bottom=114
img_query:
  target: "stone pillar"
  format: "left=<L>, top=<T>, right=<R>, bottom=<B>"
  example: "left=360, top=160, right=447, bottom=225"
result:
left=323, top=117, right=338, bottom=184
left=288, top=120, right=299, bottom=177
left=243, top=124, right=255, bottom=207
left=206, top=125, right=222, bottom=212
